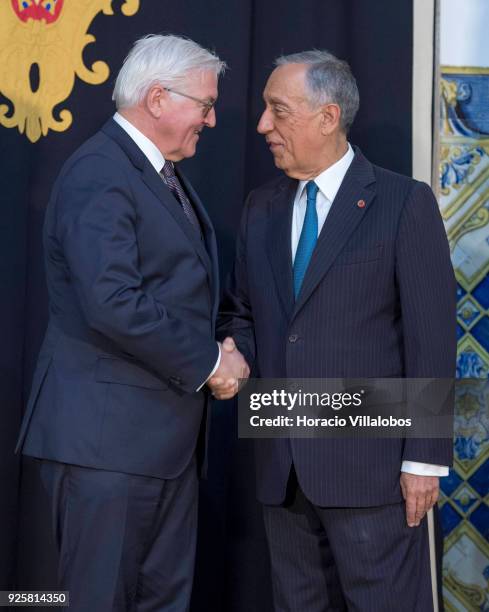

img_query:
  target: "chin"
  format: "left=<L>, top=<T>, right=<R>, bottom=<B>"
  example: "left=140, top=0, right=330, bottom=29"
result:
left=185, top=143, right=198, bottom=158
left=272, top=156, right=285, bottom=169
left=177, top=148, right=196, bottom=161
left=274, top=159, right=295, bottom=177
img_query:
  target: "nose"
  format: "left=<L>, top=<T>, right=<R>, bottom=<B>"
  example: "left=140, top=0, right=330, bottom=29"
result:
left=257, top=108, right=273, bottom=134
left=204, top=106, right=216, bottom=128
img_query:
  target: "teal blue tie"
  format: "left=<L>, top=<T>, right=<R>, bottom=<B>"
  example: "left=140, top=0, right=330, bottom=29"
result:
left=294, top=181, right=319, bottom=299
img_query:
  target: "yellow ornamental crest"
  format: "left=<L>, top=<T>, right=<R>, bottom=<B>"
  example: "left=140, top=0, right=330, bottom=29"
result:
left=0, top=0, right=140, bottom=143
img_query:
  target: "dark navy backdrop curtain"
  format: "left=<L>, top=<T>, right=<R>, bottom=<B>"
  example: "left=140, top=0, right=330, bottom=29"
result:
left=0, top=1, right=413, bottom=609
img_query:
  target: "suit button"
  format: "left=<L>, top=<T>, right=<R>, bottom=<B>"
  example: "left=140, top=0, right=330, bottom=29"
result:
left=170, top=376, right=182, bottom=385
left=288, top=334, right=299, bottom=343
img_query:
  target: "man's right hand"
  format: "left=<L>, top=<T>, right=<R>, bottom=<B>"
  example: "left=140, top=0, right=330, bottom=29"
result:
left=207, top=337, right=249, bottom=399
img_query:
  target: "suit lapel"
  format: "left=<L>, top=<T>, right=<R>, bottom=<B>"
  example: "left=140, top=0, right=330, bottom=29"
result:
left=291, top=149, right=377, bottom=321
left=101, top=119, right=214, bottom=285
left=175, top=165, right=215, bottom=251
left=176, top=166, right=220, bottom=320
left=266, top=178, right=296, bottom=319
left=141, top=162, right=213, bottom=278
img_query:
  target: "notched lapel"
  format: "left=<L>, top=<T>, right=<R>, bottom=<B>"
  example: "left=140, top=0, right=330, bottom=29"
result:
left=141, top=161, right=213, bottom=280
left=102, top=118, right=214, bottom=284
left=292, top=151, right=377, bottom=320
left=175, top=167, right=214, bottom=236
left=266, top=179, right=296, bottom=318
left=176, top=166, right=220, bottom=317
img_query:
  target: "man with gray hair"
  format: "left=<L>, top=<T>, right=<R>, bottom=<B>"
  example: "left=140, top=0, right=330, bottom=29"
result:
left=16, top=34, right=248, bottom=611
left=216, top=50, right=455, bottom=610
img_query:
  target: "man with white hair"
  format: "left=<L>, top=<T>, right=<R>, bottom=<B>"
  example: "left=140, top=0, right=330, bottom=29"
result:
left=16, top=34, right=248, bottom=611
left=216, top=50, right=455, bottom=610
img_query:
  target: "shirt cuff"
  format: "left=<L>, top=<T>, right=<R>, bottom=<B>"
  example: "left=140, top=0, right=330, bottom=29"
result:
left=196, top=343, right=221, bottom=392
left=401, top=460, right=449, bottom=477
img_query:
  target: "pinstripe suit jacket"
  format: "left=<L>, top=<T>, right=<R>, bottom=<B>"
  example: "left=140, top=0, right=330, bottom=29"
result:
left=219, top=148, right=456, bottom=507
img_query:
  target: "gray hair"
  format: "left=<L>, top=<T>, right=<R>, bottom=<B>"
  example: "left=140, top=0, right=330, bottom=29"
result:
left=113, top=34, right=226, bottom=109
left=275, top=50, right=359, bottom=133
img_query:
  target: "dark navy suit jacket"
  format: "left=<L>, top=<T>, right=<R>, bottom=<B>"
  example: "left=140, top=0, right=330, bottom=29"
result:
left=219, top=148, right=456, bottom=507
left=16, top=119, right=220, bottom=479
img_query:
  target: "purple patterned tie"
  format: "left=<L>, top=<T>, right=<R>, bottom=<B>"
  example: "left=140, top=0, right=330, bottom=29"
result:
left=161, top=161, right=201, bottom=234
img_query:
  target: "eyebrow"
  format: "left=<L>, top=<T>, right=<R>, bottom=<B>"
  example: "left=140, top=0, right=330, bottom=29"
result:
left=264, top=96, right=290, bottom=107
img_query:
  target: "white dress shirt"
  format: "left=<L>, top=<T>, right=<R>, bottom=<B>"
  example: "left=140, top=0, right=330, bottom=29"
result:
left=114, top=112, right=165, bottom=172
left=291, top=143, right=448, bottom=478
left=292, top=144, right=355, bottom=262
left=113, top=113, right=221, bottom=389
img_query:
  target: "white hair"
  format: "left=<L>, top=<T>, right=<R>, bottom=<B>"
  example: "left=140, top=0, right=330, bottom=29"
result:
left=113, top=34, right=226, bottom=109
left=275, top=50, right=359, bottom=133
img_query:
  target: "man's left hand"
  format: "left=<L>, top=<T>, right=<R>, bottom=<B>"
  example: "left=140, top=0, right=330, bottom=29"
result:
left=400, top=473, right=439, bottom=527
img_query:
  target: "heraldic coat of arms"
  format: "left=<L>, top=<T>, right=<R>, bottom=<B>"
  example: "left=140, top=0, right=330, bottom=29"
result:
left=0, top=0, right=140, bottom=143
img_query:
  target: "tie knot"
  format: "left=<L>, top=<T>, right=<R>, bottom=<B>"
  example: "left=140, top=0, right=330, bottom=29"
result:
left=306, top=180, right=319, bottom=201
left=161, top=160, right=175, bottom=179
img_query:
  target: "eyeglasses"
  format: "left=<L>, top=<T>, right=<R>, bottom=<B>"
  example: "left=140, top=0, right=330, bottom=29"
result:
left=164, top=87, right=215, bottom=118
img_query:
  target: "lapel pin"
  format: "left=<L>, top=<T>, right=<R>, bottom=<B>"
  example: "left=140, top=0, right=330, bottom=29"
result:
left=357, top=199, right=366, bottom=208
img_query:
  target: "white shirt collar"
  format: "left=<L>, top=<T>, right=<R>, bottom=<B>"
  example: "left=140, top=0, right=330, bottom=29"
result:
left=113, top=112, right=166, bottom=174
left=296, top=143, right=355, bottom=204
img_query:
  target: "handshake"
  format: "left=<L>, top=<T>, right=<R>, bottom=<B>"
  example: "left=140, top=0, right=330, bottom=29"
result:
left=207, top=337, right=250, bottom=400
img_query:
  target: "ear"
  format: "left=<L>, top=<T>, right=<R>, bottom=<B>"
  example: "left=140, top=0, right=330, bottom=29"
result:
left=145, top=85, right=168, bottom=119
left=319, top=103, right=341, bottom=136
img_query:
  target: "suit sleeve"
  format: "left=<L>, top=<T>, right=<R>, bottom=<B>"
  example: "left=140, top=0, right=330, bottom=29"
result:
left=217, top=193, right=256, bottom=369
left=395, top=180, right=456, bottom=466
left=55, top=155, right=219, bottom=393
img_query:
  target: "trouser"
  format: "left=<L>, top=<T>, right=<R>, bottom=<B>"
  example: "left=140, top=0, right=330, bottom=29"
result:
left=38, top=456, right=198, bottom=612
left=263, top=468, right=433, bottom=612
